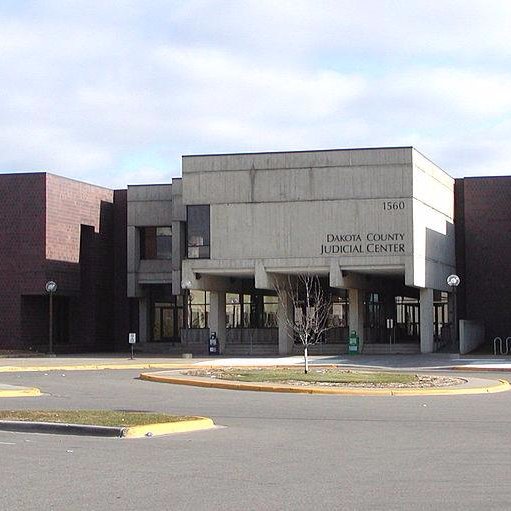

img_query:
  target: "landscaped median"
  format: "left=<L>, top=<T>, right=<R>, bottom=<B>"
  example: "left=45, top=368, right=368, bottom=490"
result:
left=139, top=367, right=511, bottom=396
left=0, top=410, right=215, bottom=438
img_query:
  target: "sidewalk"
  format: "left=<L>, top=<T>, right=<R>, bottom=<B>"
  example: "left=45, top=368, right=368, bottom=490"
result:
left=0, top=355, right=192, bottom=373
left=193, top=354, right=511, bottom=372
left=1, top=353, right=511, bottom=372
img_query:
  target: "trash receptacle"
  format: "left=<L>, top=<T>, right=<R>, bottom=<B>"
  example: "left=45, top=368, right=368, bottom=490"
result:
left=208, top=332, right=220, bottom=355
left=347, top=330, right=359, bottom=355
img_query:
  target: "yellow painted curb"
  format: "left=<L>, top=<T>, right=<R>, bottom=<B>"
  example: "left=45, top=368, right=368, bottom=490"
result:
left=139, top=372, right=511, bottom=396
left=0, top=387, right=41, bottom=398
left=121, top=417, right=215, bottom=438
left=0, top=363, right=193, bottom=374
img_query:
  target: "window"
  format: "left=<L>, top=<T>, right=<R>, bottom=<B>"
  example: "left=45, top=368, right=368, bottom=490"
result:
left=226, top=294, right=256, bottom=328
left=330, top=295, right=348, bottom=328
left=365, top=293, right=383, bottom=326
left=226, top=293, right=241, bottom=328
left=187, top=205, right=210, bottom=259
left=188, top=290, right=209, bottom=328
left=140, top=227, right=172, bottom=260
left=434, top=291, right=449, bottom=343
left=242, top=294, right=252, bottom=327
left=263, top=295, right=278, bottom=328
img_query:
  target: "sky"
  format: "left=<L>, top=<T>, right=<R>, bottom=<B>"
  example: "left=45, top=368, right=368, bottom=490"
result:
left=1, top=0, right=510, bottom=188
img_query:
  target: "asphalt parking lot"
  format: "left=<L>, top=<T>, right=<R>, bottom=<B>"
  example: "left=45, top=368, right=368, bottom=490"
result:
left=1, top=368, right=511, bottom=511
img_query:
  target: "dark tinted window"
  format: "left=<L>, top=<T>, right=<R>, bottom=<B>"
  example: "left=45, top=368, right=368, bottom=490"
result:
left=187, top=205, right=210, bottom=258
left=140, top=226, right=172, bottom=260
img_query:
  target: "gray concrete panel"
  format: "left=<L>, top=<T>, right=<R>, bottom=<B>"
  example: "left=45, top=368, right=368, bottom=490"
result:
left=184, top=164, right=412, bottom=205
left=181, top=146, right=455, bottom=317
left=182, top=146, right=412, bottom=173
left=127, top=183, right=173, bottom=201
left=210, top=199, right=411, bottom=262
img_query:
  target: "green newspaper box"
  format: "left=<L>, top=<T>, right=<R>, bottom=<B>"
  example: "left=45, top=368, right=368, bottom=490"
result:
left=347, top=330, right=359, bottom=355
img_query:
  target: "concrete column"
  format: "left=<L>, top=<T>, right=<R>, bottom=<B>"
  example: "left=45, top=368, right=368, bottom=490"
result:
left=348, top=288, right=365, bottom=348
left=210, top=291, right=227, bottom=354
left=278, top=290, right=294, bottom=355
left=138, top=297, right=149, bottom=343
left=420, top=288, right=434, bottom=353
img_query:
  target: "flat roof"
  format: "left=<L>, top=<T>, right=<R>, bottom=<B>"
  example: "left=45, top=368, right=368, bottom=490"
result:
left=182, top=146, right=413, bottom=158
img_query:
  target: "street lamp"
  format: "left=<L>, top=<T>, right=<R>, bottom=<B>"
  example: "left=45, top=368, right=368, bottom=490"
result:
left=181, top=280, right=192, bottom=328
left=446, top=274, right=460, bottom=350
left=45, top=280, right=57, bottom=356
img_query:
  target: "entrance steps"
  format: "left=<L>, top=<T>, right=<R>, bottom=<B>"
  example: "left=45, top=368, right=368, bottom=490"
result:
left=224, top=343, right=347, bottom=356
left=362, top=343, right=420, bottom=355
left=224, top=344, right=279, bottom=356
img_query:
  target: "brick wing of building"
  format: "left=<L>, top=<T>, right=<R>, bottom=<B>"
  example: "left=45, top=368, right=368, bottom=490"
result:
left=0, top=173, right=131, bottom=353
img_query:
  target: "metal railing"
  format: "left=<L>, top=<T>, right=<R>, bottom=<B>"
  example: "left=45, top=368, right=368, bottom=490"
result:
left=493, top=336, right=511, bottom=355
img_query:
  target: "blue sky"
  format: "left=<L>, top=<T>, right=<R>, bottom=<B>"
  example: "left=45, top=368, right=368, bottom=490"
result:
left=1, top=0, right=510, bottom=188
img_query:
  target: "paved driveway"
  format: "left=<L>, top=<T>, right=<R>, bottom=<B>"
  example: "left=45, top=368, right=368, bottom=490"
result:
left=1, top=369, right=510, bottom=511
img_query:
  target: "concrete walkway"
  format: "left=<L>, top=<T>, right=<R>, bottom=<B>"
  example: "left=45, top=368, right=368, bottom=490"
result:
left=1, top=353, right=511, bottom=372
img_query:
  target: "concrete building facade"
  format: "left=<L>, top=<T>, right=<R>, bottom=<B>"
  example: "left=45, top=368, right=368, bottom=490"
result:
left=181, top=147, right=456, bottom=355
left=1, top=146, right=509, bottom=355
left=126, top=181, right=187, bottom=348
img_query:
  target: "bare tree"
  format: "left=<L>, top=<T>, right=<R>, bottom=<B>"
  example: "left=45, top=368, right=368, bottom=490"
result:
left=275, top=274, right=334, bottom=373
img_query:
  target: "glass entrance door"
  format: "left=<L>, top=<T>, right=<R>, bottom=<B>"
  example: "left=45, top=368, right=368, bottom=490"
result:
left=152, top=301, right=182, bottom=342
left=364, top=292, right=386, bottom=343
left=395, top=296, right=420, bottom=342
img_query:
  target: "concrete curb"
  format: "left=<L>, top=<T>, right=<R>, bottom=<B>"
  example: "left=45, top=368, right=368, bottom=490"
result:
left=0, top=363, right=191, bottom=374
left=139, top=371, right=511, bottom=396
left=0, top=386, right=41, bottom=398
left=121, top=417, right=215, bottom=438
left=449, top=366, right=511, bottom=372
left=0, top=417, right=215, bottom=438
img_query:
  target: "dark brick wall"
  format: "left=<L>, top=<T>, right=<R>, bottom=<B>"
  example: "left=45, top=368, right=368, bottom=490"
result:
left=0, top=173, right=46, bottom=349
left=455, top=176, right=511, bottom=341
left=0, top=172, right=130, bottom=352
left=112, top=189, right=137, bottom=349
left=45, top=174, right=114, bottom=268
left=44, top=174, right=116, bottom=352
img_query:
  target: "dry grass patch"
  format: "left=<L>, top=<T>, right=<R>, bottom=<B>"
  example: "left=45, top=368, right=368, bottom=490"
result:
left=185, top=368, right=463, bottom=388
left=0, top=410, right=196, bottom=427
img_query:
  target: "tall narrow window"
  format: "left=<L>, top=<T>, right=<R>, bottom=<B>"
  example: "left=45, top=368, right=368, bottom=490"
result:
left=263, top=295, right=278, bottom=328
left=330, top=295, right=348, bottom=328
left=226, top=293, right=241, bottom=328
left=187, top=205, right=210, bottom=258
left=156, top=227, right=172, bottom=259
left=188, top=290, right=210, bottom=328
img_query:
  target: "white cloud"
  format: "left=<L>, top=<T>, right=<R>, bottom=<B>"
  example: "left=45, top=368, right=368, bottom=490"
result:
left=390, top=69, right=511, bottom=117
left=1, top=0, right=511, bottom=186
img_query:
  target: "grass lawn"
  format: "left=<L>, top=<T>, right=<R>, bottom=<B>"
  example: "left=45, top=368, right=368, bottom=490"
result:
left=0, top=410, right=196, bottom=427
left=201, top=368, right=417, bottom=385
